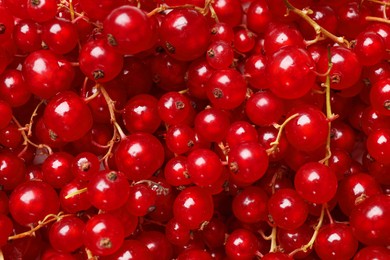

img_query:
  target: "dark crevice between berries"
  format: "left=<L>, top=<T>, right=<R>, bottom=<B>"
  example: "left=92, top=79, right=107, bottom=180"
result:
left=0, top=24, right=6, bottom=34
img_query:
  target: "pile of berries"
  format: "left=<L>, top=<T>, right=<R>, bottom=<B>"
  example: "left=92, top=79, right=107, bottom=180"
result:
left=0, top=0, right=390, bottom=259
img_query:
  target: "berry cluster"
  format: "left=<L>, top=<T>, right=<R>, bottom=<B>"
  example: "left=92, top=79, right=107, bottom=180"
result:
left=0, top=0, right=390, bottom=259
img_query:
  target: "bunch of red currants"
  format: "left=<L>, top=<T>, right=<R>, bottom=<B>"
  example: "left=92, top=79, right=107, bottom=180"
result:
left=0, top=0, right=389, bottom=259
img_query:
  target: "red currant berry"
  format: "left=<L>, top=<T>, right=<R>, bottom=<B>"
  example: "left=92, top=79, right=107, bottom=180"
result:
left=9, top=180, right=60, bottom=226
left=48, top=216, right=85, bottom=253
left=294, top=162, right=338, bottom=204
left=173, top=186, right=214, bottom=229
left=115, top=133, right=165, bottom=181
left=83, top=213, right=125, bottom=256
left=87, top=170, right=130, bottom=211
left=43, top=91, right=93, bottom=142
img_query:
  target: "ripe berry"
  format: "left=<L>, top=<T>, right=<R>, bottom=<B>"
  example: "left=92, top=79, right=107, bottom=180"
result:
left=9, top=180, right=60, bottom=226
left=115, top=132, right=164, bottom=181
left=159, top=8, right=210, bottom=61
left=294, top=162, right=338, bottom=204
left=22, top=50, right=75, bottom=99
left=173, top=186, right=214, bottom=230
left=87, top=170, right=130, bottom=211
left=43, top=91, right=93, bottom=142
left=83, top=213, right=125, bottom=256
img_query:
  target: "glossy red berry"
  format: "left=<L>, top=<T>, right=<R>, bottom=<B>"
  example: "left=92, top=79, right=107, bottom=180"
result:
left=206, top=69, right=247, bottom=110
left=48, top=216, right=85, bottom=253
left=104, top=6, right=157, bottom=55
left=337, top=173, right=383, bottom=216
left=187, top=148, right=223, bottom=187
left=115, top=132, right=164, bottom=181
left=22, top=50, right=75, bottom=99
left=122, top=94, right=161, bottom=134
left=71, top=152, right=100, bottom=181
left=232, top=186, right=268, bottom=223
left=43, top=91, right=93, bottom=142
left=228, top=141, right=269, bottom=186
left=370, top=78, right=390, bottom=116
left=314, top=223, right=359, bottom=259
left=267, top=46, right=316, bottom=99
left=126, top=184, right=156, bottom=216
left=268, top=188, right=308, bottom=230
left=350, top=194, right=390, bottom=246
left=42, top=152, right=74, bottom=189
left=284, top=105, right=329, bottom=152
left=87, top=170, right=130, bottom=211
left=9, top=180, right=60, bottom=226
left=0, top=69, right=31, bottom=107
left=83, top=213, right=125, bottom=256
left=294, top=162, right=338, bottom=204
left=367, top=128, right=390, bottom=164
left=26, top=0, right=57, bottom=23
left=159, top=8, right=210, bottom=61
left=245, top=90, right=285, bottom=126
left=173, top=186, right=214, bottom=229
left=317, top=46, right=362, bottom=90
left=79, top=39, right=124, bottom=83
left=225, top=229, right=259, bottom=260
left=194, top=107, right=230, bottom=143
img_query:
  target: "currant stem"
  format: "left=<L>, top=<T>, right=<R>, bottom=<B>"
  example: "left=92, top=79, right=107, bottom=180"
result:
left=0, top=249, right=3, bottom=260
left=282, top=0, right=350, bottom=48
left=83, top=85, right=101, bottom=103
left=289, top=204, right=326, bottom=256
left=12, top=116, right=53, bottom=155
left=8, top=212, right=70, bottom=241
left=367, top=0, right=390, bottom=6
left=320, top=47, right=334, bottom=166
left=27, top=99, right=45, bottom=137
left=97, top=84, right=127, bottom=139
left=268, top=226, right=278, bottom=252
left=85, top=248, right=98, bottom=260
left=64, top=187, right=88, bottom=199
left=366, top=16, right=390, bottom=24
left=266, top=113, right=300, bottom=155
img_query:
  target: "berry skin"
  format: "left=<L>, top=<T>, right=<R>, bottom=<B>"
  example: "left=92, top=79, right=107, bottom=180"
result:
left=159, top=8, right=211, bottom=61
left=43, top=91, right=93, bottom=142
left=22, top=50, right=75, bottom=99
left=267, top=46, right=316, bottom=99
left=350, top=194, right=390, bottom=246
left=294, top=162, right=338, bottom=204
left=173, top=186, right=214, bottom=230
left=115, top=133, right=165, bottom=181
left=228, top=141, right=269, bottom=186
left=9, top=180, right=60, bottom=226
left=87, top=170, right=130, bottom=211
left=79, top=39, right=124, bottom=83
left=83, top=213, right=125, bottom=256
